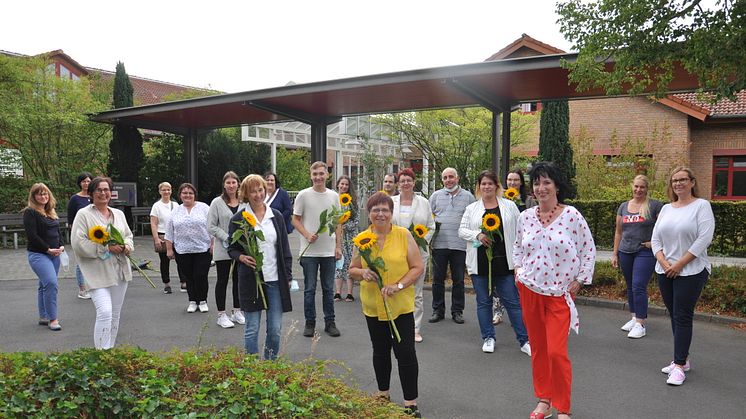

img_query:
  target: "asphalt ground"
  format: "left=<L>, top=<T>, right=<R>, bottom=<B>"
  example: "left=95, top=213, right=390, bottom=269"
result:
left=1, top=236, right=744, bottom=418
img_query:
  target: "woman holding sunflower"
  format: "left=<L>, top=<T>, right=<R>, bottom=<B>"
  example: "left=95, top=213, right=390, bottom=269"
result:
left=349, top=192, right=424, bottom=417
left=391, top=168, right=434, bottom=343
left=458, top=170, right=529, bottom=355
left=71, top=177, right=134, bottom=349
left=334, top=175, right=359, bottom=302
left=228, top=175, right=293, bottom=360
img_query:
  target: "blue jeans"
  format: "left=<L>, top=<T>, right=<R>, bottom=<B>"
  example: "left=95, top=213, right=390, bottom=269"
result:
left=28, top=251, right=60, bottom=321
left=658, top=269, right=709, bottom=366
left=618, top=249, right=655, bottom=319
left=75, top=264, right=85, bottom=288
left=300, top=256, right=336, bottom=323
left=244, top=282, right=283, bottom=360
left=471, top=273, right=529, bottom=346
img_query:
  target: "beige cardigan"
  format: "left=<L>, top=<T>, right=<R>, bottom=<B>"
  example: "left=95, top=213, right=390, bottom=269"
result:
left=71, top=205, right=133, bottom=290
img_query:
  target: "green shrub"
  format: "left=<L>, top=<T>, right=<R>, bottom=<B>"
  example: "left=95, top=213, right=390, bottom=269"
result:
left=0, top=348, right=409, bottom=419
left=568, top=199, right=746, bottom=256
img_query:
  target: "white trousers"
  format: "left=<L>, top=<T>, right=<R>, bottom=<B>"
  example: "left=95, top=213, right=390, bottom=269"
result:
left=413, top=252, right=428, bottom=333
left=89, top=281, right=128, bottom=350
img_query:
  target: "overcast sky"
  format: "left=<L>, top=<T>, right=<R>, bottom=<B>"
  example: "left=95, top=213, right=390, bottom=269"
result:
left=3, top=0, right=573, bottom=93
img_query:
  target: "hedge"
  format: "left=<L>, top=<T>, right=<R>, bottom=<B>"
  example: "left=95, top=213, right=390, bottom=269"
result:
left=569, top=200, right=746, bottom=257
left=0, top=348, right=410, bottom=418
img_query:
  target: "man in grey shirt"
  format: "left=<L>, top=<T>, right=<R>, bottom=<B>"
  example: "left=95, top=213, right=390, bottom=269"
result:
left=429, top=167, right=475, bottom=324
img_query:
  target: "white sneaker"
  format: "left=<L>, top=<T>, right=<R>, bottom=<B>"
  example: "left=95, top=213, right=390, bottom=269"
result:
left=187, top=301, right=198, bottom=313
left=621, top=317, right=636, bottom=331
left=230, top=310, right=246, bottom=325
left=666, top=366, right=686, bottom=385
left=217, top=313, right=235, bottom=328
left=198, top=301, right=209, bottom=313
left=520, top=342, right=532, bottom=356
left=77, top=290, right=91, bottom=299
left=661, top=360, right=691, bottom=374
left=627, top=323, right=646, bottom=338
left=482, top=338, right=495, bottom=353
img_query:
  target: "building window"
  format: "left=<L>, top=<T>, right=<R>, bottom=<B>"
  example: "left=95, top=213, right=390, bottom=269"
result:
left=60, top=65, right=71, bottom=79
left=713, top=156, right=746, bottom=199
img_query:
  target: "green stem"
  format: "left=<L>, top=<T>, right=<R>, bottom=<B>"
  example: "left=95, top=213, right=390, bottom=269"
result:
left=127, top=255, right=156, bottom=288
left=363, top=253, right=400, bottom=342
left=256, top=272, right=267, bottom=310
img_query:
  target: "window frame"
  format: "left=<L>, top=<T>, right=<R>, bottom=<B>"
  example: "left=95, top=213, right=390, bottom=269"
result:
left=712, top=153, right=746, bottom=200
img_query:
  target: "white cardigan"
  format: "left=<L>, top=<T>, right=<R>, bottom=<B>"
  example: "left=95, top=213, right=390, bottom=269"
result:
left=458, top=197, right=519, bottom=276
left=71, top=205, right=133, bottom=290
left=392, top=194, right=436, bottom=246
left=207, top=196, right=245, bottom=261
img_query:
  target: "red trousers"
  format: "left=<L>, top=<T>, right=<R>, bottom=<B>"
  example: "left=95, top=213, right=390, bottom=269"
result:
left=518, top=282, right=573, bottom=413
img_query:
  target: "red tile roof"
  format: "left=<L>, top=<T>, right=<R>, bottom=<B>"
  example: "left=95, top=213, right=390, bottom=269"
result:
left=88, top=67, right=218, bottom=106
left=671, top=91, right=746, bottom=117
left=485, top=33, right=566, bottom=61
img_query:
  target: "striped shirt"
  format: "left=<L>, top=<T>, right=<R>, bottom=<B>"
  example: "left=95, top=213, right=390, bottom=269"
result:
left=429, top=187, right=475, bottom=251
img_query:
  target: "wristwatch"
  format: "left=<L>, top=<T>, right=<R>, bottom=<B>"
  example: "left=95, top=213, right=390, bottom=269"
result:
left=396, top=282, right=404, bottom=290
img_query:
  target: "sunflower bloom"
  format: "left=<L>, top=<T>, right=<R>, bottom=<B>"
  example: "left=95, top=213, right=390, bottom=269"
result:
left=339, top=211, right=351, bottom=224
left=413, top=224, right=428, bottom=239
left=504, top=188, right=519, bottom=200
left=482, top=213, right=500, bottom=231
left=88, top=225, right=109, bottom=245
left=353, top=230, right=377, bottom=251
left=242, top=210, right=257, bottom=228
left=339, top=193, right=352, bottom=207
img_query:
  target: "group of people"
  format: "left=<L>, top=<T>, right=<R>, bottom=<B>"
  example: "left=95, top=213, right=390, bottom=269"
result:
left=22, top=160, right=714, bottom=418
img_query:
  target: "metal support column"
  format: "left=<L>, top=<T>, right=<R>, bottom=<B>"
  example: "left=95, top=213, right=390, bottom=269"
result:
left=491, top=111, right=500, bottom=174
left=500, top=109, right=511, bottom=182
left=310, top=123, right=328, bottom=164
left=184, top=128, right=198, bottom=186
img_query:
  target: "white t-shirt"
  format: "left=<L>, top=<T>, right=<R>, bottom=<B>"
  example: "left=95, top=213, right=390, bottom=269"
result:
left=246, top=204, right=279, bottom=282
left=150, top=200, right=176, bottom=233
left=293, top=187, right=339, bottom=257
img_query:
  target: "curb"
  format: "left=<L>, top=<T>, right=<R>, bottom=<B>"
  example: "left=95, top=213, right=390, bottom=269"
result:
left=422, top=284, right=746, bottom=326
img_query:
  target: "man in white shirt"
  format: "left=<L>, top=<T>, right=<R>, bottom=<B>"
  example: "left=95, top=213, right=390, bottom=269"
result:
left=292, top=162, right=343, bottom=337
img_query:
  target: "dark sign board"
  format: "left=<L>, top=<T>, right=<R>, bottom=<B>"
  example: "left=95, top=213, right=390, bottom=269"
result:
left=111, top=182, right=137, bottom=207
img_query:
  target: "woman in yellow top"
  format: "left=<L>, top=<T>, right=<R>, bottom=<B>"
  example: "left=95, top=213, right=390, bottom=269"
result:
left=349, top=192, right=424, bottom=418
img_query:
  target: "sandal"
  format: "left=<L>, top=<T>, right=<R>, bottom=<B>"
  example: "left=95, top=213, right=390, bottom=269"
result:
left=345, top=294, right=355, bottom=302
left=529, top=400, right=552, bottom=419
left=334, top=293, right=342, bottom=302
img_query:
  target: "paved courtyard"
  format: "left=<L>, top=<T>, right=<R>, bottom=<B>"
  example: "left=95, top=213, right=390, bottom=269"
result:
left=0, top=236, right=744, bottom=418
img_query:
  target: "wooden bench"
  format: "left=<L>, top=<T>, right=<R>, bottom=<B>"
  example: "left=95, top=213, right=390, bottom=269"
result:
left=0, top=212, right=70, bottom=249
left=131, top=207, right=152, bottom=236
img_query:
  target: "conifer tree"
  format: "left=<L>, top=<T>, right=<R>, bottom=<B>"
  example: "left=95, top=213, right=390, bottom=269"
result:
left=108, top=62, right=143, bottom=184
left=538, top=99, right=576, bottom=198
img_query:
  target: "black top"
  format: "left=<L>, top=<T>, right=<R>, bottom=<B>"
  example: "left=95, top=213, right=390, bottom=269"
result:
left=23, top=208, right=61, bottom=253
left=267, top=187, right=294, bottom=234
left=228, top=204, right=239, bottom=215
left=476, top=206, right=511, bottom=277
left=67, top=194, right=90, bottom=226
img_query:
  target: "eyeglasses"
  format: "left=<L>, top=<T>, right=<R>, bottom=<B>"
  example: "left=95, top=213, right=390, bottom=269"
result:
left=94, top=188, right=111, bottom=194
left=36, top=191, right=49, bottom=196
left=671, top=177, right=692, bottom=185
left=370, top=208, right=391, bottom=214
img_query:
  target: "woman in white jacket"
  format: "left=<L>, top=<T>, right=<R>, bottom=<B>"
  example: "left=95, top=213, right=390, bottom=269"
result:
left=207, top=171, right=245, bottom=329
left=71, top=176, right=133, bottom=350
left=459, top=170, right=530, bottom=355
left=392, top=168, right=435, bottom=343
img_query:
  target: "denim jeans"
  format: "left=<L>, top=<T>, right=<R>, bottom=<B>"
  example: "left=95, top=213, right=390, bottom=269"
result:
left=300, top=256, right=336, bottom=323
left=244, top=282, right=283, bottom=360
left=658, top=269, right=709, bottom=366
left=28, top=251, right=60, bottom=321
left=618, top=249, right=655, bottom=319
left=471, top=273, right=529, bottom=346
left=431, top=248, right=466, bottom=315
left=75, top=264, right=85, bottom=288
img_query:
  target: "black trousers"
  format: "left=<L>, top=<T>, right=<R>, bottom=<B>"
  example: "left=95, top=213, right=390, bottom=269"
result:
left=365, top=312, right=418, bottom=401
left=174, top=251, right=211, bottom=302
left=157, top=251, right=171, bottom=284
left=214, top=259, right=239, bottom=311
left=431, top=248, right=466, bottom=315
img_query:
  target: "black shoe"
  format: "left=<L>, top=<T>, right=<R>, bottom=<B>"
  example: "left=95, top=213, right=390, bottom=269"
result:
left=404, top=405, right=421, bottom=418
left=303, top=320, right=315, bottom=337
left=428, top=313, right=444, bottom=323
left=325, top=321, right=341, bottom=337
left=163, top=285, right=172, bottom=294
left=345, top=294, right=355, bottom=302
left=334, top=293, right=342, bottom=302
left=452, top=312, right=465, bottom=324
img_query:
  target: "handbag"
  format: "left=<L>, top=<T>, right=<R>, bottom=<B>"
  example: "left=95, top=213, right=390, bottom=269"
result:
left=154, top=233, right=167, bottom=253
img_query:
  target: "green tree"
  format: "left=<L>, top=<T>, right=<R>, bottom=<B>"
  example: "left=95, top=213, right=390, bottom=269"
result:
left=275, top=147, right=310, bottom=192
left=139, top=133, right=186, bottom=206
left=108, top=62, right=144, bottom=184
left=539, top=100, right=576, bottom=198
left=557, top=0, right=746, bottom=101
left=0, top=53, right=110, bottom=198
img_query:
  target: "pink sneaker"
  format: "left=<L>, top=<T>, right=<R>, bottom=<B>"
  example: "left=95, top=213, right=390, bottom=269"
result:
left=666, top=366, right=686, bottom=385
left=661, top=360, right=690, bottom=374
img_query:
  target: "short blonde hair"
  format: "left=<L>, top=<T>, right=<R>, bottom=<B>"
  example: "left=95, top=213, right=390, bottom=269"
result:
left=310, top=161, right=327, bottom=171
left=239, top=174, right=267, bottom=203
left=26, top=183, right=58, bottom=219
left=158, top=182, right=172, bottom=191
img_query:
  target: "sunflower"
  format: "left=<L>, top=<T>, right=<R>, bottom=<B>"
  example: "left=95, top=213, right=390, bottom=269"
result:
left=482, top=213, right=501, bottom=231
left=242, top=210, right=257, bottom=228
left=412, top=224, right=428, bottom=239
left=339, top=193, right=352, bottom=207
left=353, top=230, right=377, bottom=251
left=504, top=188, right=519, bottom=200
left=88, top=225, right=109, bottom=245
left=339, top=211, right=351, bottom=224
